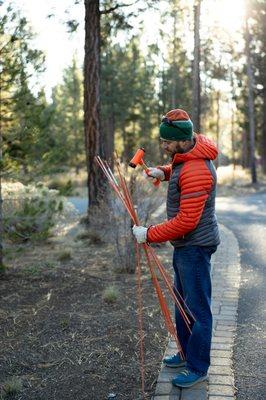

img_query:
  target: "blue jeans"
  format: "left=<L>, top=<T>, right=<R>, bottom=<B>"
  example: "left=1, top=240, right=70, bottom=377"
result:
left=173, top=245, right=217, bottom=375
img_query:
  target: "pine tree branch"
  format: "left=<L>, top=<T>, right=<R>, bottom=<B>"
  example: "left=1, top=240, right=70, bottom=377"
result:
left=0, top=110, right=14, bottom=118
left=100, top=1, right=140, bottom=15
left=0, top=25, right=21, bottom=54
left=0, top=71, right=35, bottom=87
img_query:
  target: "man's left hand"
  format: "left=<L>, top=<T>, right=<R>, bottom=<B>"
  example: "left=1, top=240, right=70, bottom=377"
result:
left=132, top=225, right=148, bottom=243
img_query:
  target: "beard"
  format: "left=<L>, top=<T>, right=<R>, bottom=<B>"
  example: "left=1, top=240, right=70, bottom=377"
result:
left=167, top=142, right=186, bottom=156
left=174, top=143, right=186, bottom=154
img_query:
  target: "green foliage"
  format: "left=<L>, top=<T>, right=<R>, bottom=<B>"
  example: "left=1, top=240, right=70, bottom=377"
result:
left=23, top=265, right=40, bottom=276
left=23, top=261, right=55, bottom=276
left=43, top=57, right=85, bottom=173
left=101, top=34, right=160, bottom=162
left=3, top=183, right=64, bottom=243
left=0, top=263, right=7, bottom=274
left=0, top=4, right=47, bottom=175
left=57, top=250, right=72, bottom=261
left=249, top=0, right=266, bottom=167
left=1, top=376, right=23, bottom=396
left=0, top=0, right=264, bottom=183
left=158, top=1, right=193, bottom=117
left=48, top=179, right=73, bottom=196
left=60, top=318, right=70, bottom=329
left=102, top=286, right=119, bottom=304
left=76, top=230, right=102, bottom=244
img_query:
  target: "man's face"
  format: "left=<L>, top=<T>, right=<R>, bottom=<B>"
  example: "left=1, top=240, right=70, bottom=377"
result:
left=160, top=139, right=187, bottom=156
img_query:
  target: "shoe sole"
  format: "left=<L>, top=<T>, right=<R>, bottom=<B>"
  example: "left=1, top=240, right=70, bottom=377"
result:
left=172, top=375, right=207, bottom=387
left=163, top=361, right=186, bottom=368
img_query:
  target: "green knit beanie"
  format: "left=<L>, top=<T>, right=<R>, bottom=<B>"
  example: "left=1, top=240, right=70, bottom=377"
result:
left=159, top=109, right=193, bottom=141
left=160, top=119, right=193, bottom=141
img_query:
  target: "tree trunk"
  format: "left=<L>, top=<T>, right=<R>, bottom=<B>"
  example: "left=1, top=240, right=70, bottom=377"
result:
left=84, top=0, right=103, bottom=211
left=241, top=130, right=248, bottom=168
left=231, top=107, right=236, bottom=180
left=192, top=0, right=201, bottom=132
left=261, top=86, right=266, bottom=174
left=245, top=12, right=257, bottom=183
left=74, top=127, right=80, bottom=175
left=159, top=66, right=166, bottom=162
left=214, top=90, right=220, bottom=169
left=171, top=12, right=177, bottom=109
left=0, top=94, right=3, bottom=271
left=230, top=66, right=236, bottom=177
left=73, top=93, right=80, bottom=175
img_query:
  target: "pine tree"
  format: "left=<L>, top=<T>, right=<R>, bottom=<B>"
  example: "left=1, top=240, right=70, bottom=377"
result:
left=101, top=36, right=159, bottom=163
left=0, top=5, right=45, bottom=174
left=245, top=1, right=257, bottom=183
left=158, top=1, right=192, bottom=114
left=0, top=4, right=45, bottom=269
left=249, top=0, right=266, bottom=174
left=192, top=0, right=201, bottom=131
left=84, top=0, right=102, bottom=211
left=83, top=0, right=160, bottom=211
left=46, top=57, right=84, bottom=173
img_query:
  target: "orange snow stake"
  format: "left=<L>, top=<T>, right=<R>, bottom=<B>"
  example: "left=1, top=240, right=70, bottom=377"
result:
left=129, top=148, right=160, bottom=187
left=95, top=153, right=196, bottom=397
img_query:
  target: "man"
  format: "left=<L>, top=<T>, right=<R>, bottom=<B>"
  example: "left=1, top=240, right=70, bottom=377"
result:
left=132, top=108, right=220, bottom=388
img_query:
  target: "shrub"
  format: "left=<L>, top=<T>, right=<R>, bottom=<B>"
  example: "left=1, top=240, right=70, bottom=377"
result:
left=102, top=286, right=119, bottom=304
left=76, top=230, right=102, bottom=244
left=23, top=266, right=40, bottom=276
left=2, top=376, right=23, bottom=396
left=57, top=250, right=72, bottom=261
left=87, top=165, right=163, bottom=273
left=2, top=182, right=77, bottom=242
left=60, top=318, right=69, bottom=329
left=0, top=263, right=7, bottom=274
left=48, top=179, right=73, bottom=196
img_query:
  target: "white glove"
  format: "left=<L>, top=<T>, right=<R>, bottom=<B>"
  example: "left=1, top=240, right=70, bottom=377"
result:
left=132, top=225, right=148, bottom=243
left=144, top=167, right=165, bottom=181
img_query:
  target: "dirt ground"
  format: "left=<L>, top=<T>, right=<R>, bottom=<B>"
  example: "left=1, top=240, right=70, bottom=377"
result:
left=0, top=218, right=172, bottom=400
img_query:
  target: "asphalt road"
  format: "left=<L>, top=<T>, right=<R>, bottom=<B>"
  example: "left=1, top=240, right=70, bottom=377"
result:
left=68, top=196, right=87, bottom=214
left=216, top=192, right=266, bottom=400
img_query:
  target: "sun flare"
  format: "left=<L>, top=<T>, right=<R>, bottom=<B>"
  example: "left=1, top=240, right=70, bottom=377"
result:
left=203, top=0, right=245, bottom=34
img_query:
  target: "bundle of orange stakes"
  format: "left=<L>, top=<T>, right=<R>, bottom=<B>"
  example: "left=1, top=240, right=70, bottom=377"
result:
left=95, top=154, right=195, bottom=399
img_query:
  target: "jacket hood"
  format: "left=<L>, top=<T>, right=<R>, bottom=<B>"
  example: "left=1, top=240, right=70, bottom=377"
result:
left=172, top=134, right=218, bottom=164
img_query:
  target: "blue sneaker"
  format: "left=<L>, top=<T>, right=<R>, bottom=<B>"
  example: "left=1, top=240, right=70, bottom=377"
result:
left=172, top=368, right=207, bottom=387
left=163, top=353, right=186, bottom=368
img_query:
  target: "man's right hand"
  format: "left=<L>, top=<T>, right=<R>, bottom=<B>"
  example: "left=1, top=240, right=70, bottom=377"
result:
left=144, top=167, right=165, bottom=181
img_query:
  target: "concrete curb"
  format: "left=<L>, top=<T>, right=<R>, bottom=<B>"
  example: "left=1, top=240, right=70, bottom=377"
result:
left=151, top=222, right=241, bottom=400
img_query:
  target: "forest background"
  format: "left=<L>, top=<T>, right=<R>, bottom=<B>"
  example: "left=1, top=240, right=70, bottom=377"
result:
left=0, top=0, right=266, bottom=265
left=0, top=1, right=266, bottom=399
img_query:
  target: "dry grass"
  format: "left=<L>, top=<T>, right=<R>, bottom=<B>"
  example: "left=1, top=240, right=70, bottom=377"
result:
left=217, top=165, right=251, bottom=186
left=40, top=169, right=87, bottom=196
left=217, top=165, right=266, bottom=196
left=42, top=169, right=87, bottom=187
